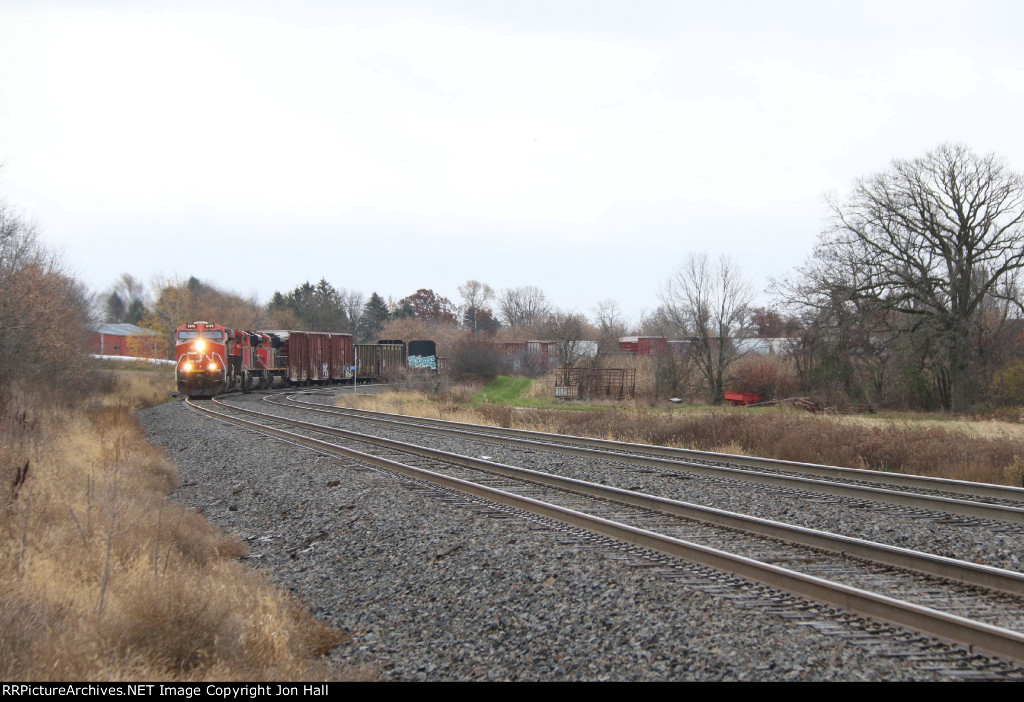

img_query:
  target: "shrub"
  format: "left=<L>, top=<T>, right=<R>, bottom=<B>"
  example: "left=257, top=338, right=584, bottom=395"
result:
left=730, top=354, right=797, bottom=401
left=449, top=340, right=507, bottom=381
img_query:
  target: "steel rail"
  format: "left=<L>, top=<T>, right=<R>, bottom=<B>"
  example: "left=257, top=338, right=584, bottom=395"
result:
left=189, top=397, right=1024, bottom=664
left=285, top=393, right=1024, bottom=502
left=215, top=396, right=1024, bottom=597
left=270, top=393, right=1024, bottom=525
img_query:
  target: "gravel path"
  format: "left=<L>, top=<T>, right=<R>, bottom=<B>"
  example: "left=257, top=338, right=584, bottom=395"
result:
left=138, top=397, right=1019, bottom=681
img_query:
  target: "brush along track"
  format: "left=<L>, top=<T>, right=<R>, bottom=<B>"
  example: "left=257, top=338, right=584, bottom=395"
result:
left=191, top=395, right=1024, bottom=667
left=275, top=391, right=1024, bottom=527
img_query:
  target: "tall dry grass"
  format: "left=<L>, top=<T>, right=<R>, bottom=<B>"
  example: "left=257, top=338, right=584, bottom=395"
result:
left=338, top=388, right=1024, bottom=486
left=0, top=370, right=366, bottom=681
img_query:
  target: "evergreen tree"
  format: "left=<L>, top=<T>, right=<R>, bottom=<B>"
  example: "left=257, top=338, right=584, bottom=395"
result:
left=267, top=278, right=348, bottom=331
left=357, top=292, right=390, bottom=342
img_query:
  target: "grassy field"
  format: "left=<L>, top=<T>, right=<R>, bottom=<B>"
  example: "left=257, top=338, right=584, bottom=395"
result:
left=339, top=376, right=1024, bottom=487
left=0, top=363, right=368, bottom=681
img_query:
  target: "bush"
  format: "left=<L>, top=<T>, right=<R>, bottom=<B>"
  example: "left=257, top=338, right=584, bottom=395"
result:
left=730, top=354, right=797, bottom=401
left=990, top=361, right=1024, bottom=407
left=449, top=340, right=507, bottom=381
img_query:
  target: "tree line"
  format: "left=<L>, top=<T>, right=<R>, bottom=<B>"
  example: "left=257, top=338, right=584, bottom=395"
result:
left=635, top=145, right=1024, bottom=411
left=10, top=143, right=1024, bottom=411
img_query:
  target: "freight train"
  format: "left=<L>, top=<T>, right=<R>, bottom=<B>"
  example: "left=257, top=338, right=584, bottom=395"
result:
left=174, top=321, right=435, bottom=397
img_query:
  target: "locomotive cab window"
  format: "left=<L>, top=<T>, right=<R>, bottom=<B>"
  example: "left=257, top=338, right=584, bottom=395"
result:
left=177, top=330, right=225, bottom=341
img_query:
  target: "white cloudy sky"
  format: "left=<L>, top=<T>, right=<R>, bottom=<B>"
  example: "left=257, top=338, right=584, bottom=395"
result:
left=2, top=0, right=1023, bottom=323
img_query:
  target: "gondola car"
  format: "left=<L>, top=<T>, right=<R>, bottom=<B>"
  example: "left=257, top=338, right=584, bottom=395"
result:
left=354, top=342, right=406, bottom=381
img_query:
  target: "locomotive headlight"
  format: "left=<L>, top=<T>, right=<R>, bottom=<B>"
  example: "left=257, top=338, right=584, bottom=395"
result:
left=182, top=362, right=193, bottom=371
left=208, top=362, right=218, bottom=371
left=195, top=339, right=207, bottom=352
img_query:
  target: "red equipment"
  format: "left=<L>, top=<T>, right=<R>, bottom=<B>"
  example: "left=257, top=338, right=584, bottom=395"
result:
left=724, top=391, right=762, bottom=406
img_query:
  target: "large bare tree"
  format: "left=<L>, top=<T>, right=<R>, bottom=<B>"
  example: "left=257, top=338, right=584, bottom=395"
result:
left=457, top=279, right=495, bottom=333
left=592, top=298, right=628, bottom=354
left=809, top=143, right=1024, bottom=411
left=339, top=287, right=365, bottom=334
left=659, top=252, right=753, bottom=403
left=498, top=285, right=550, bottom=329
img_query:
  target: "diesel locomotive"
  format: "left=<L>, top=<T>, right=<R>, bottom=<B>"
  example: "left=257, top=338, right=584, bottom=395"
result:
left=174, top=321, right=429, bottom=397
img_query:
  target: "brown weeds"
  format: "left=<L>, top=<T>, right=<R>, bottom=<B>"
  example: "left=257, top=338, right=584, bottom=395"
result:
left=0, top=373, right=364, bottom=681
left=339, top=386, right=1024, bottom=486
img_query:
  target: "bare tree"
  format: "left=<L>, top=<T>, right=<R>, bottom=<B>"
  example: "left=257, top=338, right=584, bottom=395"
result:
left=498, top=286, right=550, bottom=329
left=141, top=275, right=195, bottom=343
left=543, top=309, right=595, bottom=384
left=804, top=143, right=1024, bottom=411
left=339, top=287, right=365, bottom=333
left=638, top=305, right=676, bottom=338
left=659, top=253, right=753, bottom=403
left=0, top=202, right=92, bottom=396
left=457, top=279, right=495, bottom=333
left=592, top=298, right=628, bottom=354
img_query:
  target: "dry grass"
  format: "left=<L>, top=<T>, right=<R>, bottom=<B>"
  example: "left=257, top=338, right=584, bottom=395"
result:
left=338, top=386, right=1024, bottom=486
left=341, top=389, right=484, bottom=425
left=97, top=369, right=175, bottom=411
left=0, top=375, right=371, bottom=681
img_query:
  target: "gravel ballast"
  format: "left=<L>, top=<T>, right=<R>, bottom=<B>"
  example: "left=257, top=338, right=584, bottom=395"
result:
left=254, top=395, right=1024, bottom=573
left=138, top=398, right=1018, bottom=681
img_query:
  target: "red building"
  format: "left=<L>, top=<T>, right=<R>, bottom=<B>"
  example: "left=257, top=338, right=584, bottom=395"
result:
left=88, top=323, right=166, bottom=359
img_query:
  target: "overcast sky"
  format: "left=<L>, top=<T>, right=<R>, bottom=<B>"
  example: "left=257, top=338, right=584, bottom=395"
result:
left=2, top=0, right=1023, bottom=324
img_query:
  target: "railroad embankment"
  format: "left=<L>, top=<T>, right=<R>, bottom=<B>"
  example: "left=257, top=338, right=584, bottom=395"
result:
left=0, top=367, right=361, bottom=681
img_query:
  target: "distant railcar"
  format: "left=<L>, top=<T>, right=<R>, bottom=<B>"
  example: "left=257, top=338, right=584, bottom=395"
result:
left=407, top=339, right=438, bottom=371
left=263, top=330, right=354, bottom=386
left=176, top=321, right=431, bottom=394
left=355, top=342, right=406, bottom=381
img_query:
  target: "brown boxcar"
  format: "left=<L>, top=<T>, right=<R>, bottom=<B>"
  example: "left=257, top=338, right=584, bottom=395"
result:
left=286, top=331, right=311, bottom=384
left=287, top=331, right=354, bottom=384
left=262, top=331, right=344, bottom=385
left=311, top=332, right=334, bottom=382
left=618, top=336, right=667, bottom=355
left=328, top=333, right=354, bottom=381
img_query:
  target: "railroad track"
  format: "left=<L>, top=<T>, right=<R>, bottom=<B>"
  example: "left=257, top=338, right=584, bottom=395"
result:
left=269, top=391, right=1024, bottom=529
left=188, top=393, right=1024, bottom=670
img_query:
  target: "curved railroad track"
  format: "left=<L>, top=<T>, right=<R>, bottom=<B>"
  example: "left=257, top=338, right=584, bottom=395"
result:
left=187, top=391, right=1024, bottom=670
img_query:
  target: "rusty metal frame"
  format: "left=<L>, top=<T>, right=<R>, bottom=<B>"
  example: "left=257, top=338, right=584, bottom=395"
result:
left=555, top=367, right=636, bottom=399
